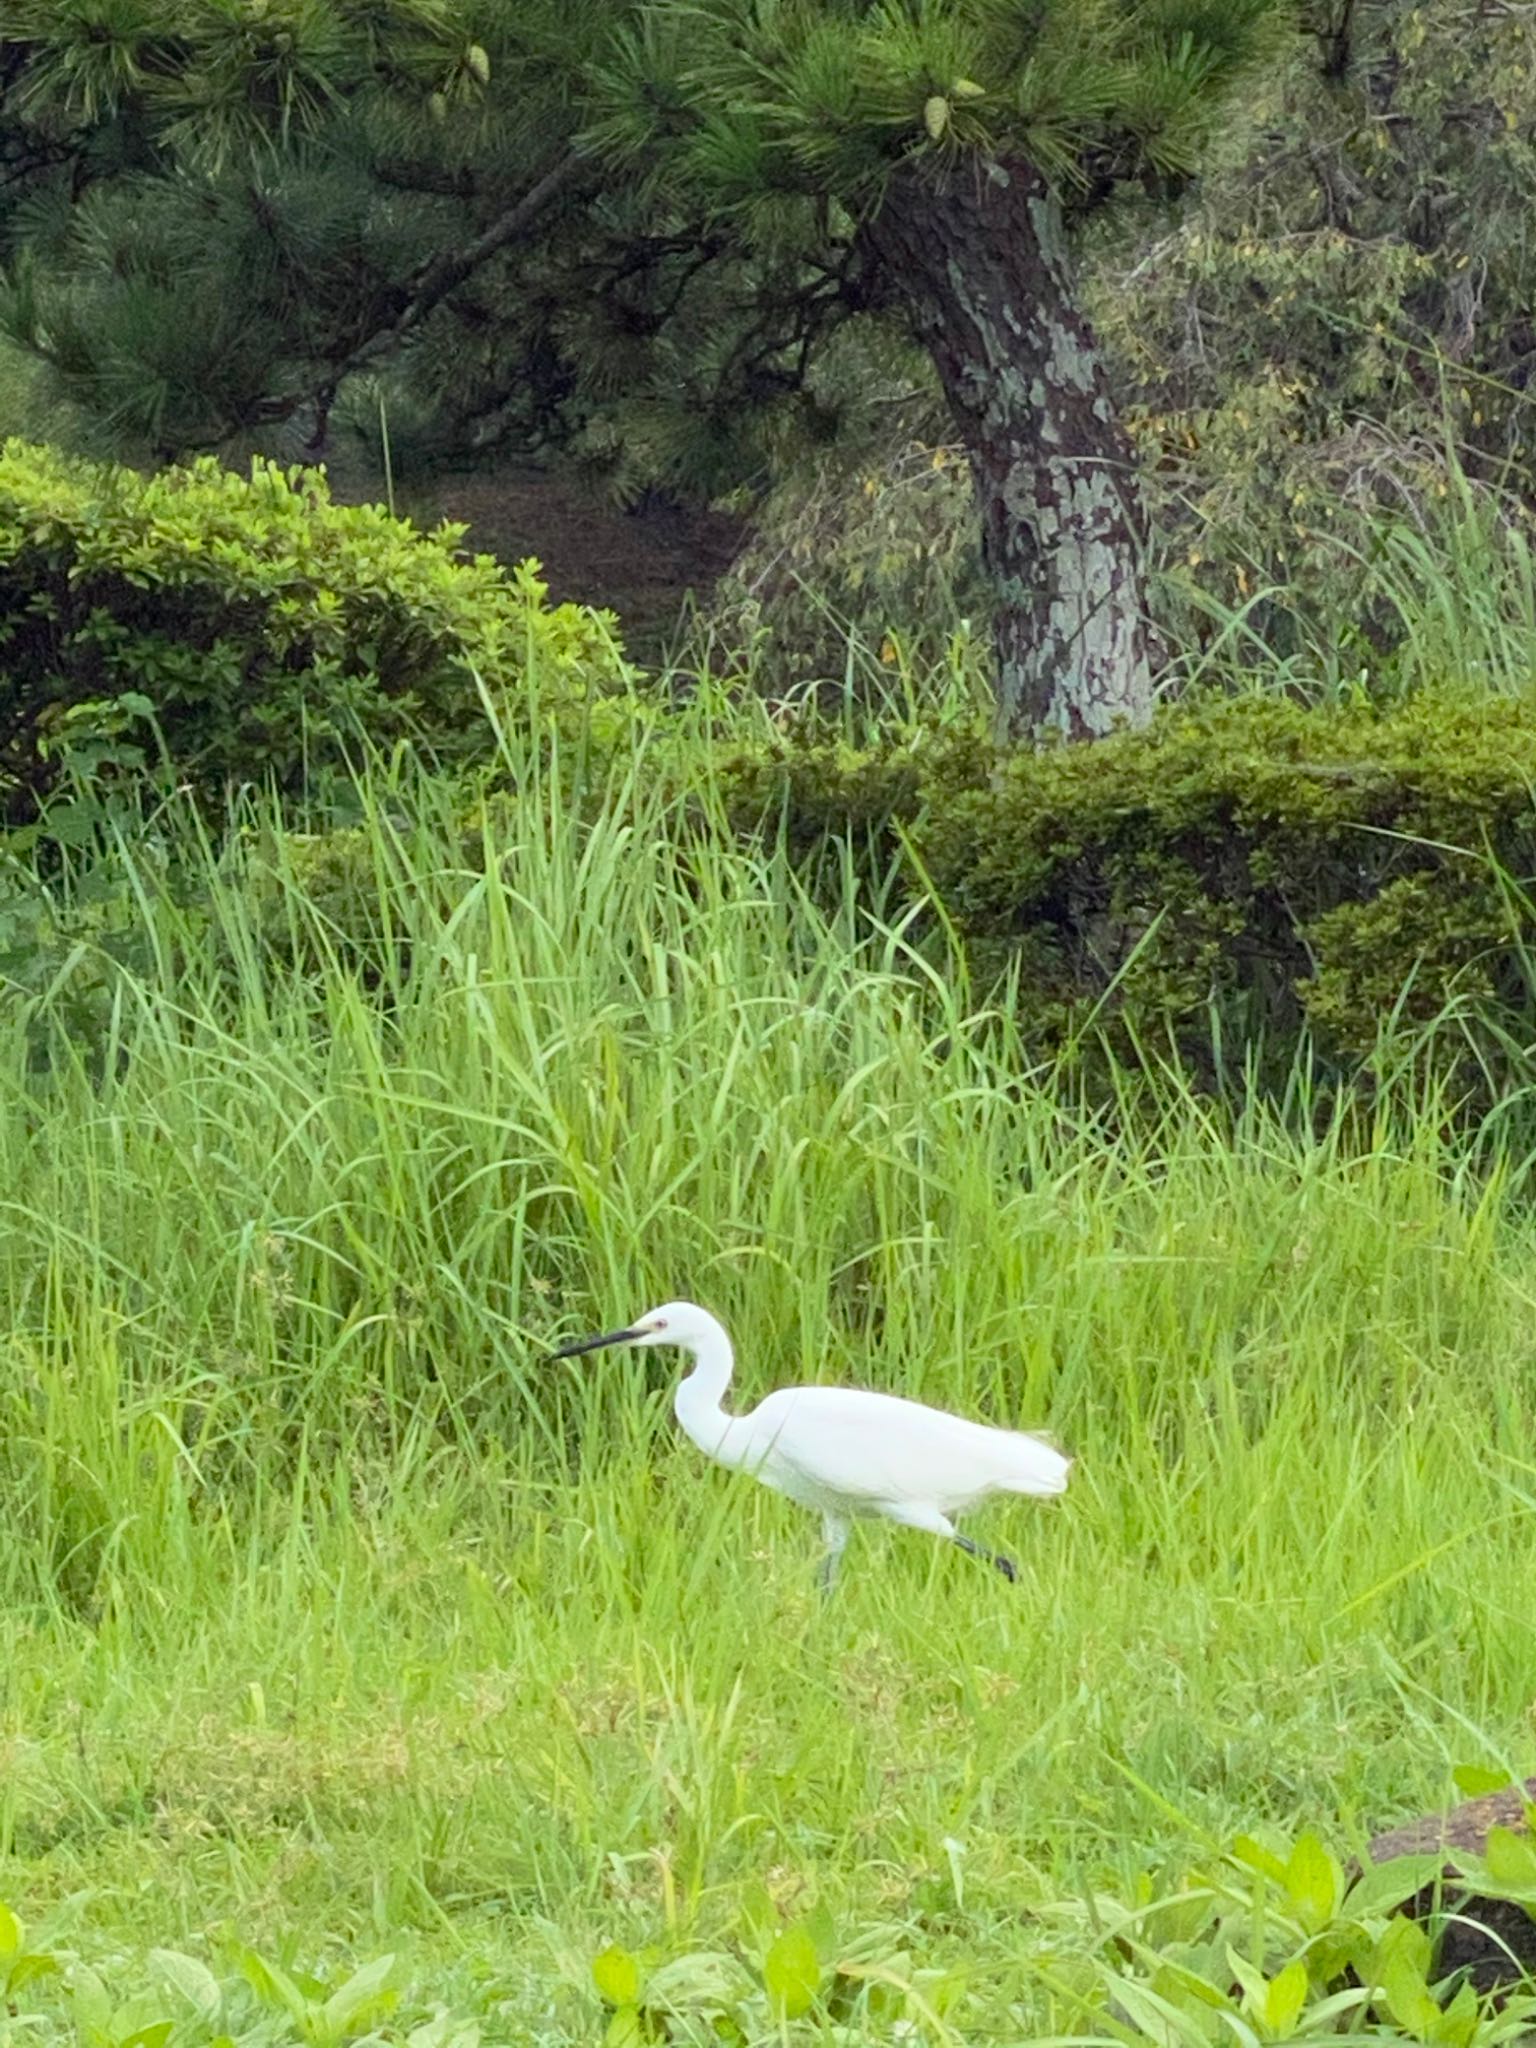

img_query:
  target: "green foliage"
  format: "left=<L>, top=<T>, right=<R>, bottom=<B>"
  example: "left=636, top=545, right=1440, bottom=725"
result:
left=0, top=438, right=628, bottom=820
left=0, top=0, right=626, bottom=466
left=702, top=427, right=990, bottom=704
left=1084, top=0, right=1536, bottom=669
left=0, top=1910, right=465, bottom=2048
left=700, top=4, right=1536, bottom=703
left=720, top=418, right=1536, bottom=719
left=0, top=0, right=809, bottom=500
left=585, top=1915, right=955, bottom=2043
left=589, top=0, right=1288, bottom=205
left=1075, top=1821, right=1536, bottom=2045
left=9, top=1803, right=1536, bottom=2048
left=9, top=1807, right=1536, bottom=2048
left=0, top=0, right=1290, bottom=540
left=0, top=0, right=1310, bottom=738
left=717, top=687, right=1536, bottom=1095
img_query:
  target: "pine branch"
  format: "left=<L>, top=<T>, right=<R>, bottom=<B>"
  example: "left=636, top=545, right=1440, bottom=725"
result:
left=349, top=146, right=586, bottom=364
left=252, top=145, right=587, bottom=435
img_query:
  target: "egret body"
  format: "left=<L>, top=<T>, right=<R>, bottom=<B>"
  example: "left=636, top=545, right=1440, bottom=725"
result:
left=552, top=1301, right=1071, bottom=1587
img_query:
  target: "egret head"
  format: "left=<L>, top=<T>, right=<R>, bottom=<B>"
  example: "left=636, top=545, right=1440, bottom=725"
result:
left=550, top=1300, right=720, bottom=1358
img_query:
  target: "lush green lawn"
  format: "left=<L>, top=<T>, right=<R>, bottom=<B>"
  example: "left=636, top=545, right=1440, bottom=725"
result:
left=3, top=721, right=1535, bottom=2044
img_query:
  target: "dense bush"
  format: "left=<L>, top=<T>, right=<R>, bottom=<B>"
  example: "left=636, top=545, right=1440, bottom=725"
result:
left=702, top=435, right=987, bottom=700
left=0, top=440, right=630, bottom=822
left=718, top=688, right=1536, bottom=1096
left=1086, top=0, right=1536, bottom=667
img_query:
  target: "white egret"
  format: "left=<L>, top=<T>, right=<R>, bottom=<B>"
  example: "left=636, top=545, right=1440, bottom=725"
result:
left=552, top=1301, right=1071, bottom=1588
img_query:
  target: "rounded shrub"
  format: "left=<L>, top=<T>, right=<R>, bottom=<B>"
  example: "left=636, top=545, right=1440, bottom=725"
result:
left=0, top=439, right=630, bottom=821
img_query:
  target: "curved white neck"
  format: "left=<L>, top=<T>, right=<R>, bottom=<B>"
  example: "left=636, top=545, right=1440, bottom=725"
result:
left=672, top=1316, right=739, bottom=1454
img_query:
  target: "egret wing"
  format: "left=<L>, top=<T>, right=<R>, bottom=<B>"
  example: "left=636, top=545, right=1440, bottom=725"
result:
left=746, top=1386, right=1067, bottom=1511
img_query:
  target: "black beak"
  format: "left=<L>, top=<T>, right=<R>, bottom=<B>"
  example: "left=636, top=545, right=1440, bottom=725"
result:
left=551, top=1326, right=640, bottom=1360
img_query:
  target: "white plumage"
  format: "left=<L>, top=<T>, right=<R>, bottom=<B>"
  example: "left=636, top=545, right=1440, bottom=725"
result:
left=552, top=1300, right=1071, bottom=1587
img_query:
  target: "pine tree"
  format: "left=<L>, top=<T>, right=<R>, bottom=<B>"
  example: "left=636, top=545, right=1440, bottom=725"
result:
left=586, top=0, right=1288, bottom=736
left=0, top=0, right=603, bottom=454
left=1, top=0, right=1288, bottom=742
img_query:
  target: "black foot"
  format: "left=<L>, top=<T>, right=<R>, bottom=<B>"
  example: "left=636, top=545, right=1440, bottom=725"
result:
left=955, top=1536, right=1018, bottom=1582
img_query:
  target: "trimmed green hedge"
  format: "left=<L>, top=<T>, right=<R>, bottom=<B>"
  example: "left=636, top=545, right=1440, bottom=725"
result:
left=718, top=689, right=1536, bottom=1093
left=0, top=440, right=629, bottom=821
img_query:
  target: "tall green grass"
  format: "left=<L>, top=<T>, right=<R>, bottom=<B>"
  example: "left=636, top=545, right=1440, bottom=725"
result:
left=1161, top=460, right=1536, bottom=709
left=3, top=706, right=1536, bottom=2041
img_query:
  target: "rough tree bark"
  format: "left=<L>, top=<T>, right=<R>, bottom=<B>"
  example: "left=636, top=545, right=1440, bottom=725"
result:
left=867, top=155, right=1158, bottom=743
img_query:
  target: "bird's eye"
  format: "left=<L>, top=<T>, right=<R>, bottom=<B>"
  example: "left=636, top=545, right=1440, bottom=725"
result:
left=653, top=1318, right=668, bottom=1331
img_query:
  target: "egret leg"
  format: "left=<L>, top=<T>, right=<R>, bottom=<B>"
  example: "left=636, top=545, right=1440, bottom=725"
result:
left=954, top=1534, right=1018, bottom=1583
left=876, top=1501, right=1019, bottom=1584
left=817, top=1514, right=850, bottom=1595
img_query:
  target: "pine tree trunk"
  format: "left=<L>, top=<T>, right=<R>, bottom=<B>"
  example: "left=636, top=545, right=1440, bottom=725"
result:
left=868, top=156, right=1158, bottom=742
